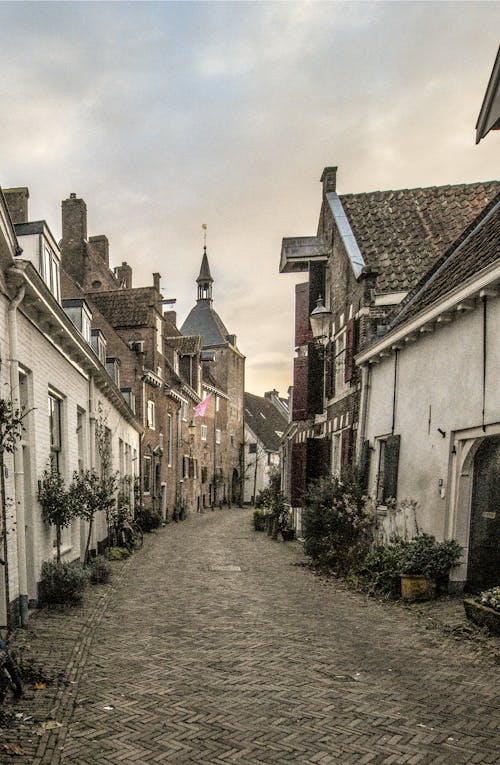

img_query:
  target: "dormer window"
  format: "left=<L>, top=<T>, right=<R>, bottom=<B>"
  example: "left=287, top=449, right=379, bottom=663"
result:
left=15, top=221, right=61, bottom=303
left=91, top=329, right=107, bottom=365
left=62, top=298, right=93, bottom=343
left=42, top=244, right=61, bottom=302
left=105, top=357, right=120, bottom=387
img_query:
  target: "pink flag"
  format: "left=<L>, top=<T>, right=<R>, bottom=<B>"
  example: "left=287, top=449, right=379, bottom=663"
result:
left=194, top=394, right=211, bottom=418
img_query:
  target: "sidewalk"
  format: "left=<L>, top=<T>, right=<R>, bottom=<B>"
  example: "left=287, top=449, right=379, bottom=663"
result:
left=1, top=507, right=498, bottom=764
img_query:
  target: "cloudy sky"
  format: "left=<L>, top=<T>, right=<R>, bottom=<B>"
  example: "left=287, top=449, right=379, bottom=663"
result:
left=0, top=1, right=498, bottom=396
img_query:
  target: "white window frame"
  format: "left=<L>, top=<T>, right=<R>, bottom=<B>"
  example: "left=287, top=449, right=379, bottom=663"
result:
left=215, top=428, right=221, bottom=445
left=335, top=330, right=347, bottom=395
left=201, top=424, right=208, bottom=442
left=147, top=400, right=156, bottom=430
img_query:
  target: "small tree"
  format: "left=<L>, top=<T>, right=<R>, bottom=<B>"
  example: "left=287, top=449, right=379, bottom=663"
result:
left=70, top=469, right=117, bottom=563
left=38, top=466, right=74, bottom=562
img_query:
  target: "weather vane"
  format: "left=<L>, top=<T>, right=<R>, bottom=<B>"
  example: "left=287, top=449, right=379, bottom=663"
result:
left=202, top=223, right=207, bottom=249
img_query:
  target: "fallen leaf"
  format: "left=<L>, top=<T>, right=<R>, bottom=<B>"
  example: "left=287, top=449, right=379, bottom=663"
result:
left=38, top=721, right=62, bottom=731
left=3, top=742, right=26, bottom=755
left=34, top=682, right=46, bottom=690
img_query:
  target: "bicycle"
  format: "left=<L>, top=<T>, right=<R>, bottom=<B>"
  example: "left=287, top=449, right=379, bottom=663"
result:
left=0, top=560, right=23, bottom=702
left=109, top=506, right=143, bottom=552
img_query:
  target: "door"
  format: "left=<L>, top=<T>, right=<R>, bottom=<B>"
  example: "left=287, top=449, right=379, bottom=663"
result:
left=467, top=435, right=500, bottom=591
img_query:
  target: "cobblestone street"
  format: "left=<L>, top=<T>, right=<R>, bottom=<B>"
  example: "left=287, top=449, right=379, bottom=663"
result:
left=2, top=507, right=499, bottom=764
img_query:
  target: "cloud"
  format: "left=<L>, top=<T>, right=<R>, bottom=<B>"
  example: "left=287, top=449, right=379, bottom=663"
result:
left=0, top=1, right=498, bottom=396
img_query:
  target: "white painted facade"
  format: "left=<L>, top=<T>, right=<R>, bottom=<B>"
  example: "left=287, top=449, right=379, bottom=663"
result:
left=358, top=262, right=500, bottom=586
left=243, top=422, right=279, bottom=505
left=0, top=198, right=141, bottom=626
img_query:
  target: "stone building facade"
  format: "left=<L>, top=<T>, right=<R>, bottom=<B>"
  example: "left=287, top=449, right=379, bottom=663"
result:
left=280, top=166, right=500, bottom=529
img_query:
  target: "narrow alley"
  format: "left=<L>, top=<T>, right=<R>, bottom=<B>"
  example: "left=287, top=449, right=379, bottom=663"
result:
left=3, top=508, right=499, bottom=765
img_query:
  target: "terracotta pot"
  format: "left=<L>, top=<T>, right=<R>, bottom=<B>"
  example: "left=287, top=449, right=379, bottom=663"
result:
left=400, top=574, right=436, bottom=602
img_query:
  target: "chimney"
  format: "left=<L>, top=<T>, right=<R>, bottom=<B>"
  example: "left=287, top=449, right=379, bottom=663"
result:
left=264, top=389, right=279, bottom=401
left=320, top=166, right=337, bottom=197
left=3, top=187, right=29, bottom=224
left=60, top=193, right=88, bottom=286
left=153, top=272, right=161, bottom=293
left=88, top=235, right=109, bottom=267
left=115, top=261, right=132, bottom=289
left=164, top=310, right=177, bottom=328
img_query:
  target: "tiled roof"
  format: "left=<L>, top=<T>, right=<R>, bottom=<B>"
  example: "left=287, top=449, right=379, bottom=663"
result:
left=167, top=335, right=201, bottom=355
left=390, top=195, right=500, bottom=328
left=244, top=392, right=288, bottom=452
left=180, top=300, right=230, bottom=347
left=89, top=287, right=157, bottom=327
left=339, top=181, right=500, bottom=293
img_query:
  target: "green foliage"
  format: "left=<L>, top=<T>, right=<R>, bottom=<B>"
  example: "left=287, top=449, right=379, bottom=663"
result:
left=303, top=474, right=373, bottom=574
left=70, top=468, right=117, bottom=562
left=399, top=534, right=463, bottom=579
left=87, top=555, right=112, bottom=584
left=0, top=398, right=27, bottom=454
left=135, top=506, right=162, bottom=533
left=359, top=544, right=407, bottom=598
left=479, top=587, right=500, bottom=612
left=253, top=508, right=270, bottom=531
left=38, top=560, right=88, bottom=606
left=107, top=546, right=130, bottom=560
left=360, top=534, right=463, bottom=597
left=254, top=466, right=281, bottom=508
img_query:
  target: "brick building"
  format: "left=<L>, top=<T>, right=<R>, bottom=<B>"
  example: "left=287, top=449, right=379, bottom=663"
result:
left=0, top=187, right=141, bottom=626
left=280, top=166, right=499, bottom=528
left=181, top=249, right=245, bottom=504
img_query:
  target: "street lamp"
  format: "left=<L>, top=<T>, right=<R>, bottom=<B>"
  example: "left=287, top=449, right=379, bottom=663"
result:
left=309, top=295, right=332, bottom=346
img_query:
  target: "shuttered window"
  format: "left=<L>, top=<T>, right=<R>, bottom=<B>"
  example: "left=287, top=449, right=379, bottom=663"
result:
left=377, top=435, right=400, bottom=503
left=307, top=342, right=324, bottom=416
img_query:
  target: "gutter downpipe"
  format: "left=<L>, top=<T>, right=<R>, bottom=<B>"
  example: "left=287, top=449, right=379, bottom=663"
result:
left=8, top=281, right=28, bottom=626
left=357, top=363, right=371, bottom=457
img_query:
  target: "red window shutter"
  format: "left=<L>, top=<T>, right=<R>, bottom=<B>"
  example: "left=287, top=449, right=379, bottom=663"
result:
left=295, top=282, right=313, bottom=347
left=292, top=357, right=308, bottom=421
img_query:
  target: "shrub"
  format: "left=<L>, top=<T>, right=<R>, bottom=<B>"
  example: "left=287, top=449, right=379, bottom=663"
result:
left=359, top=544, right=407, bottom=598
left=38, top=560, right=88, bottom=606
left=87, top=555, right=112, bottom=584
left=253, top=508, right=269, bottom=531
left=303, top=475, right=373, bottom=574
left=399, top=534, right=463, bottom=580
left=135, top=506, right=162, bottom=533
left=107, top=546, right=130, bottom=560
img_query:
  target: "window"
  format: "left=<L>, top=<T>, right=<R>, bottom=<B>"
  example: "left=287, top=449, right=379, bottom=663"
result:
left=119, top=438, right=124, bottom=477
left=376, top=435, right=400, bottom=504
left=216, top=395, right=220, bottom=413
left=48, top=392, right=62, bottom=471
left=144, top=456, right=152, bottom=493
left=183, top=455, right=190, bottom=479
left=201, top=425, right=208, bottom=441
left=335, top=332, right=346, bottom=394
left=147, top=400, right=155, bottom=429
left=215, top=428, right=221, bottom=445
left=331, top=432, right=341, bottom=476
left=42, top=244, right=61, bottom=302
left=77, top=408, right=85, bottom=473
left=249, top=443, right=257, bottom=454
left=167, top=413, right=172, bottom=466
left=182, top=401, right=188, bottom=421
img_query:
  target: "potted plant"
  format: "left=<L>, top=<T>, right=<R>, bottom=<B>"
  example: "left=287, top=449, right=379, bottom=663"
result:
left=463, top=586, right=500, bottom=636
left=399, top=534, right=463, bottom=601
left=253, top=507, right=269, bottom=531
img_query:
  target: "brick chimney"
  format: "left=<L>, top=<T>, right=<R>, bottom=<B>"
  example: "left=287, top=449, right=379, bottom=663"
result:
left=320, top=166, right=337, bottom=197
left=61, top=193, right=88, bottom=287
left=153, top=272, right=161, bottom=293
left=3, top=187, right=29, bottom=224
left=115, top=261, right=132, bottom=289
left=88, top=235, right=109, bottom=267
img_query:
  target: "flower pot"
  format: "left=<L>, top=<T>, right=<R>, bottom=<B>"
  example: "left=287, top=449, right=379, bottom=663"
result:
left=463, top=599, right=500, bottom=636
left=400, top=574, right=436, bottom=602
left=281, top=529, right=296, bottom=541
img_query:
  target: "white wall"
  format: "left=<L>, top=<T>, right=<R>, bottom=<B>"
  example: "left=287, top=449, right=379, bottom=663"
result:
left=364, top=296, right=500, bottom=554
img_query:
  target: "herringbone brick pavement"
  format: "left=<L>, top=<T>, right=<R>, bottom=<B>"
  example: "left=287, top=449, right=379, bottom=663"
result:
left=1, top=508, right=499, bottom=764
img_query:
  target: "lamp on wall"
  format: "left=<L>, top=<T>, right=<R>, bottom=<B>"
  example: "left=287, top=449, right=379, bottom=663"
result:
left=309, top=295, right=332, bottom=346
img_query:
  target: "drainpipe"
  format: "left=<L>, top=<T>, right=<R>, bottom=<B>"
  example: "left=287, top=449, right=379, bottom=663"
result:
left=357, top=363, right=372, bottom=455
left=8, top=281, right=29, bottom=626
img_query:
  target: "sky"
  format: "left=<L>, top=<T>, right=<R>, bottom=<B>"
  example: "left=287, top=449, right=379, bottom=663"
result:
left=0, top=1, right=498, bottom=396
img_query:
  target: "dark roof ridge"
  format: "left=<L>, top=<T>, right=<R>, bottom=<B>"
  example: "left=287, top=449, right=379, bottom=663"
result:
left=339, top=179, right=499, bottom=199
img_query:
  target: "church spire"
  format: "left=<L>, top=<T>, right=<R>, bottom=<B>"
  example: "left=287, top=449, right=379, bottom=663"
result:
left=197, top=225, right=213, bottom=302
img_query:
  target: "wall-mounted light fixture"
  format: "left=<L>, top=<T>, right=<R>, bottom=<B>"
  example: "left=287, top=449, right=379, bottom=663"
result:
left=309, top=295, right=332, bottom=347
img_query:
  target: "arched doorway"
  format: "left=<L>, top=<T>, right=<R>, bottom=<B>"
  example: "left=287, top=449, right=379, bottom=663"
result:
left=467, top=435, right=500, bottom=591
